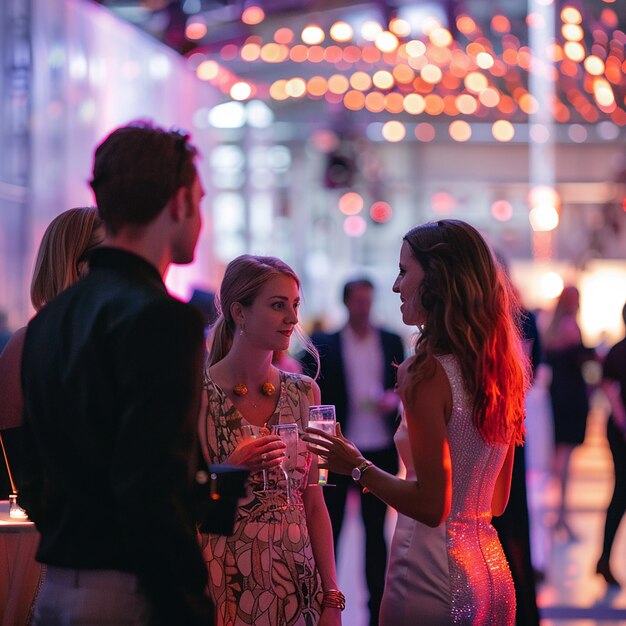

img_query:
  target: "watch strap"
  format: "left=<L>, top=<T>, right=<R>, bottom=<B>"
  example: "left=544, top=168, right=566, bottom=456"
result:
left=352, top=459, right=373, bottom=483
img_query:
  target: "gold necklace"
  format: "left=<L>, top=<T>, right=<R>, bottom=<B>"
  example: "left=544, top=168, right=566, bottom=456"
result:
left=233, top=381, right=276, bottom=397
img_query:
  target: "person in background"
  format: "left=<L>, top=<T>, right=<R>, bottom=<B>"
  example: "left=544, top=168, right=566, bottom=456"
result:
left=596, top=302, right=626, bottom=586
left=18, top=121, right=213, bottom=626
left=300, top=278, right=404, bottom=626
left=0, top=208, right=103, bottom=626
left=543, top=286, right=595, bottom=541
left=305, top=220, right=529, bottom=625
left=491, top=306, right=542, bottom=624
left=0, top=207, right=104, bottom=499
left=490, top=255, right=542, bottom=626
left=200, top=254, right=341, bottom=626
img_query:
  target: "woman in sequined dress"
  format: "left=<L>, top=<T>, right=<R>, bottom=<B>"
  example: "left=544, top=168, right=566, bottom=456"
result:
left=305, top=220, right=528, bottom=625
left=199, top=255, right=341, bottom=626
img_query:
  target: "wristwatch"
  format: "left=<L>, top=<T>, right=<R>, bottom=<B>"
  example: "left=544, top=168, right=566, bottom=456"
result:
left=351, top=459, right=373, bottom=484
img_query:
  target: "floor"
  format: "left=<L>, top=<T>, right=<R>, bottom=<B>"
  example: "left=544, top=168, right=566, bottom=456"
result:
left=336, top=384, right=626, bottom=625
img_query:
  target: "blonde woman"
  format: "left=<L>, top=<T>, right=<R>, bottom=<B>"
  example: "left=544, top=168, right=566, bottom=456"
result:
left=0, top=207, right=104, bottom=430
left=200, top=254, right=342, bottom=626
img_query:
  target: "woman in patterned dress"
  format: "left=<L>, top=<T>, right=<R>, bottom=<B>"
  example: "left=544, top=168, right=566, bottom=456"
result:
left=305, top=220, right=529, bottom=625
left=199, top=254, right=342, bottom=626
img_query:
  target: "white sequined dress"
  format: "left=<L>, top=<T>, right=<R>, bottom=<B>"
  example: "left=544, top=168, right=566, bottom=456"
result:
left=379, top=354, right=515, bottom=625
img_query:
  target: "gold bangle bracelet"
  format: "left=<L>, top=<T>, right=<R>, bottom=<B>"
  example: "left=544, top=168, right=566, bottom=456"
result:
left=322, top=589, right=346, bottom=610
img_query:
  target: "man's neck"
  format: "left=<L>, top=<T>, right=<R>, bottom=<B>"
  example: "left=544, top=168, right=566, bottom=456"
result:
left=103, top=230, right=170, bottom=277
left=348, top=320, right=373, bottom=339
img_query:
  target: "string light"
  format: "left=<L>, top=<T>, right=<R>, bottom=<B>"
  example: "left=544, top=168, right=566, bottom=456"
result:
left=187, top=4, right=626, bottom=139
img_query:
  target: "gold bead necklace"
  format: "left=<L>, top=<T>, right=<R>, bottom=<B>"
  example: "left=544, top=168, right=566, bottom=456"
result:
left=233, top=381, right=276, bottom=397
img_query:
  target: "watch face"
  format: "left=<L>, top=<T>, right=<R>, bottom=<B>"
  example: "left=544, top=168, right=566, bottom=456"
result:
left=351, top=467, right=360, bottom=481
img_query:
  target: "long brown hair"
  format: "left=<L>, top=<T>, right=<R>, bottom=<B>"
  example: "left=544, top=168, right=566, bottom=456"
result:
left=30, top=207, right=104, bottom=310
left=208, top=254, right=319, bottom=373
left=401, top=220, right=528, bottom=445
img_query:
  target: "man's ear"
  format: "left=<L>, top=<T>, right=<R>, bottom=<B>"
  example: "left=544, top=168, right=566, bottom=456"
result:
left=168, top=186, right=188, bottom=222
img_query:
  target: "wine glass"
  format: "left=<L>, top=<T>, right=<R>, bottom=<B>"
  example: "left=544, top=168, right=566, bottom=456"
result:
left=8, top=493, right=28, bottom=519
left=271, top=423, right=299, bottom=505
left=241, top=424, right=270, bottom=491
left=307, top=405, right=336, bottom=486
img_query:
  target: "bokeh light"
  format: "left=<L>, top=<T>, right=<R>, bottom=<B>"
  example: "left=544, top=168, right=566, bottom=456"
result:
left=491, top=200, right=514, bottom=221
left=375, top=31, right=399, bottom=53
left=432, top=191, right=456, bottom=213
left=415, top=123, right=436, bottom=142
left=180, top=3, right=626, bottom=135
left=343, top=215, right=367, bottom=237
left=529, top=206, right=559, bottom=231
left=373, top=70, right=394, bottom=90
left=390, top=18, right=411, bottom=38
left=370, top=201, right=393, bottom=223
left=196, top=60, right=219, bottom=81
left=492, top=120, right=515, bottom=141
left=301, top=25, right=325, bottom=45
left=186, top=21, right=207, bottom=40
left=449, top=120, right=472, bottom=141
left=540, top=272, right=565, bottom=300
left=382, top=120, right=406, bottom=142
left=339, top=192, right=364, bottom=215
left=230, top=82, right=252, bottom=101
left=404, top=93, right=426, bottom=114
left=241, top=5, right=265, bottom=25
left=561, top=6, right=582, bottom=24
left=329, top=21, right=353, bottom=43
left=361, top=20, right=383, bottom=41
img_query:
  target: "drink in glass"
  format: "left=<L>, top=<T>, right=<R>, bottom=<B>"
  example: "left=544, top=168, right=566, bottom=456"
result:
left=241, top=424, right=270, bottom=491
left=308, top=405, right=336, bottom=486
left=272, top=423, right=299, bottom=505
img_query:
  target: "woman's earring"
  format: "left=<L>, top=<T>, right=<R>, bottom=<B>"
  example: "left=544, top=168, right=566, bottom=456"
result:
left=239, top=323, right=245, bottom=337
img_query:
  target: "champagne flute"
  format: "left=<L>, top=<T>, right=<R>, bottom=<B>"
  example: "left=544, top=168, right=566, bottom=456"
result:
left=308, top=405, right=336, bottom=486
left=241, top=424, right=270, bottom=491
left=272, top=424, right=299, bottom=506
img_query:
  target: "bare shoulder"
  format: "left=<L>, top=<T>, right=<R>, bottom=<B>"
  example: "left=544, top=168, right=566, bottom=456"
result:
left=400, top=355, right=452, bottom=422
left=396, top=355, right=415, bottom=389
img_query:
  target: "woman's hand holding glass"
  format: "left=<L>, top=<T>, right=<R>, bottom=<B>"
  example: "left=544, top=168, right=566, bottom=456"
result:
left=303, top=422, right=365, bottom=478
left=232, top=425, right=285, bottom=490
left=306, top=405, right=337, bottom=486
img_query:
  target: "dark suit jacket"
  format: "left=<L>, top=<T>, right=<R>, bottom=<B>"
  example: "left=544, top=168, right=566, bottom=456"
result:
left=301, top=328, right=405, bottom=442
left=19, top=247, right=212, bottom=626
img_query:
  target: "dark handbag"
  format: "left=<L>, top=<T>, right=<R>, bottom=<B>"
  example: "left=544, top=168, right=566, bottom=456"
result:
left=193, top=463, right=249, bottom=536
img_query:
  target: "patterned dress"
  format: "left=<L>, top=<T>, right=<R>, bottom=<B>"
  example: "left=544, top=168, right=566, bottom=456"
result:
left=380, top=355, right=515, bottom=625
left=200, top=371, right=323, bottom=626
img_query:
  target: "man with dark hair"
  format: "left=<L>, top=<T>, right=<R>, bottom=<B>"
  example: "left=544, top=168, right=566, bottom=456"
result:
left=19, top=121, right=213, bottom=625
left=301, top=278, right=404, bottom=626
